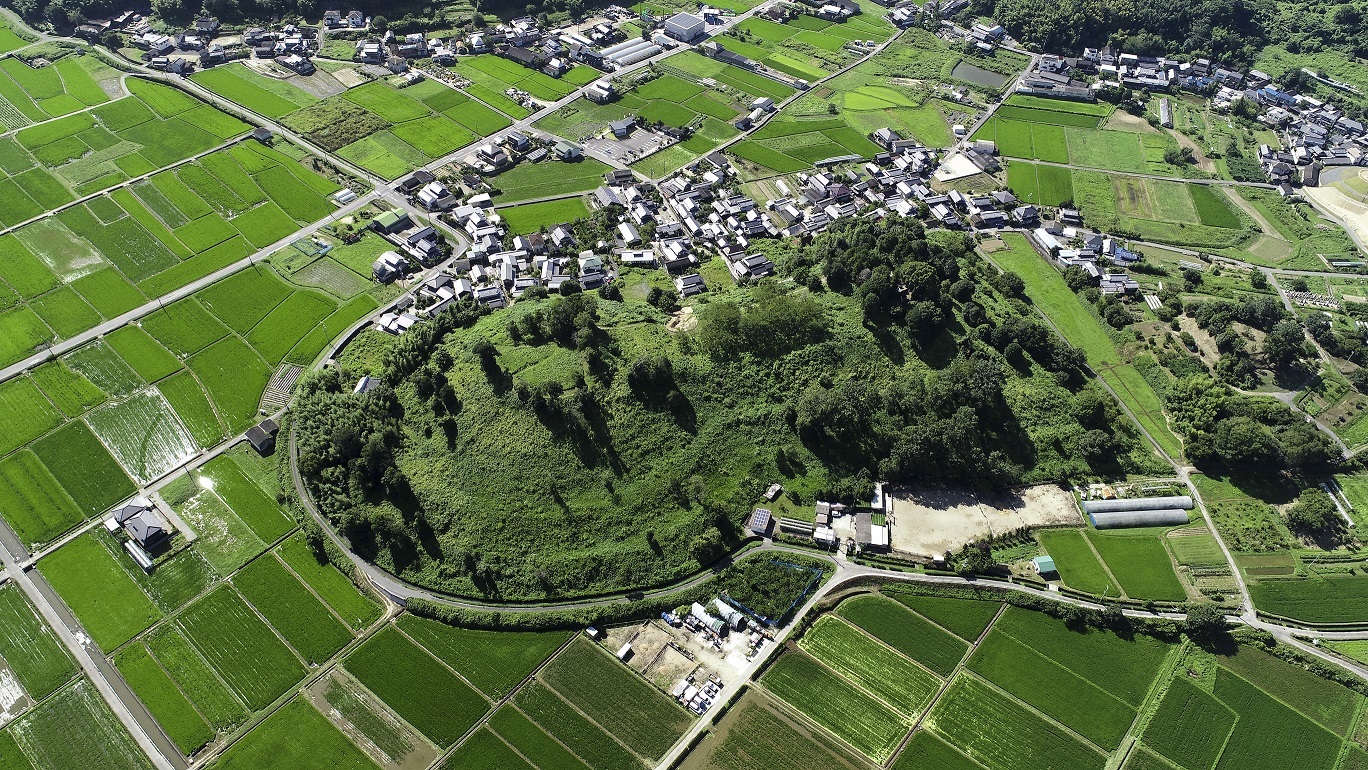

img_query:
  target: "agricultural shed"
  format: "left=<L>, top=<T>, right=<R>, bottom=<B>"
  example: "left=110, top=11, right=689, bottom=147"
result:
left=1081, top=496, right=1193, bottom=514
left=1089, top=509, right=1191, bottom=529
left=1032, top=555, right=1057, bottom=573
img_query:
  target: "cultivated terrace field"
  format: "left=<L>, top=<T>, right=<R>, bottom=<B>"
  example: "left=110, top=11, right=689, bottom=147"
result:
left=296, top=216, right=1158, bottom=600
left=683, top=588, right=1368, bottom=770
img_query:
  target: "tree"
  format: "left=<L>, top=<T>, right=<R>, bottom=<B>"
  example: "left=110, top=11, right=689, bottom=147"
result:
left=1350, top=368, right=1368, bottom=393
left=954, top=542, right=995, bottom=575
left=1262, top=318, right=1308, bottom=369
left=689, top=527, right=724, bottom=565
left=371, top=14, right=388, bottom=32
left=1182, top=602, right=1228, bottom=640
left=1285, top=488, right=1342, bottom=534
left=1062, top=265, right=1093, bottom=292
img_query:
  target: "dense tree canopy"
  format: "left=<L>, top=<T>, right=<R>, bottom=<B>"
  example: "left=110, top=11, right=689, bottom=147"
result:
left=973, top=0, right=1368, bottom=66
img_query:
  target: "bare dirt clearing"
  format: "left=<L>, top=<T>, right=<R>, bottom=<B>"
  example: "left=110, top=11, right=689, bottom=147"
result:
left=888, top=485, right=1079, bottom=558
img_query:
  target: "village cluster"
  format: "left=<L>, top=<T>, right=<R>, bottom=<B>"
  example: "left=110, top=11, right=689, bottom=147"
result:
left=1002, top=40, right=1367, bottom=193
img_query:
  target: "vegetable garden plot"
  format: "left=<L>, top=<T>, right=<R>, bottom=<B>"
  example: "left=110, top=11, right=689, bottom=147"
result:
left=276, top=536, right=381, bottom=630
left=798, top=615, right=940, bottom=716
left=176, top=586, right=306, bottom=711
left=30, top=420, right=135, bottom=517
left=1140, top=678, right=1237, bottom=770
left=926, top=675, right=1106, bottom=770
left=38, top=534, right=160, bottom=653
left=144, top=625, right=247, bottom=731
left=0, top=585, right=75, bottom=700
left=9, top=679, right=153, bottom=770
left=214, top=697, right=376, bottom=770
left=233, top=555, right=351, bottom=664
left=395, top=616, right=566, bottom=699
left=966, top=629, right=1135, bottom=749
left=760, top=651, right=909, bottom=762
left=0, top=451, right=84, bottom=548
left=113, top=643, right=213, bottom=756
left=835, top=594, right=967, bottom=675
left=85, top=388, right=198, bottom=485
left=513, top=682, right=641, bottom=770
left=0, top=377, right=61, bottom=455
left=539, top=637, right=691, bottom=760
left=343, top=626, right=489, bottom=749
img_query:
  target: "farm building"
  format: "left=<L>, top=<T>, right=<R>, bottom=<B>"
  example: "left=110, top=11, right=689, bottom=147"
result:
left=370, top=208, right=412, bottom=234
left=1032, top=555, right=1057, bottom=574
left=664, top=12, right=706, bottom=42
left=246, top=418, right=280, bottom=454
left=1089, top=509, right=1191, bottom=529
left=1082, top=495, right=1194, bottom=529
left=746, top=508, right=773, bottom=537
left=1082, top=496, right=1193, bottom=513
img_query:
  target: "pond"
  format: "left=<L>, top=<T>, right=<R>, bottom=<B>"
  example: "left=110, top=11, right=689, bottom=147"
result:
left=950, top=61, right=1010, bottom=89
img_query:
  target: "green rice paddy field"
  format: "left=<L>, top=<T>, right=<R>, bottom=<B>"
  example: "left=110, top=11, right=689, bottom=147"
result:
left=0, top=132, right=345, bottom=373
left=0, top=250, right=379, bottom=547
left=720, top=11, right=896, bottom=81
left=282, top=77, right=510, bottom=179
left=0, top=54, right=118, bottom=132
left=686, top=593, right=1367, bottom=770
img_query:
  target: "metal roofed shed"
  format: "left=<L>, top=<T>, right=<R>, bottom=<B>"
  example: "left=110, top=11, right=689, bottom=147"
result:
left=1032, top=555, right=1057, bottom=573
left=1081, top=496, right=1193, bottom=513
left=1089, top=508, right=1191, bottom=529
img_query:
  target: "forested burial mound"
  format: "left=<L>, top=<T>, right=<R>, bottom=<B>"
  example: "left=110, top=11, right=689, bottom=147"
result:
left=293, top=216, right=1162, bottom=601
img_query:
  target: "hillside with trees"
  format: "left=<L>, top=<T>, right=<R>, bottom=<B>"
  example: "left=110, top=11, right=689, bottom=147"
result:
left=294, top=217, right=1162, bottom=601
